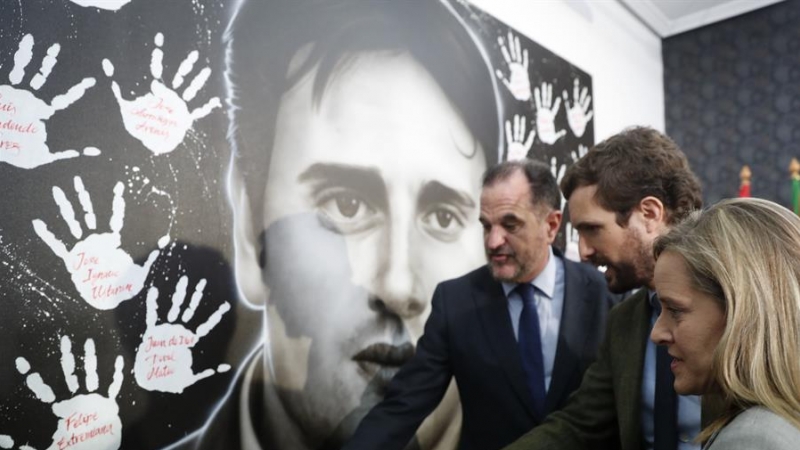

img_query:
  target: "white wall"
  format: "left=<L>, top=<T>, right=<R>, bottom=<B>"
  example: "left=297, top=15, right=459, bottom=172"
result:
left=469, top=0, right=664, bottom=142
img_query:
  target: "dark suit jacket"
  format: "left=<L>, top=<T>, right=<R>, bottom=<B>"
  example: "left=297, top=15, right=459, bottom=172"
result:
left=343, top=250, right=615, bottom=450
left=503, top=289, right=724, bottom=450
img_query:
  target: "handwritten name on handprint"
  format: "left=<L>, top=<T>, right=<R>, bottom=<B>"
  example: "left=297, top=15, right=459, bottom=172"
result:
left=103, top=33, right=221, bottom=155
left=0, top=34, right=98, bottom=169
left=14, top=336, right=124, bottom=450
left=32, top=176, right=168, bottom=310
left=134, top=276, right=231, bottom=393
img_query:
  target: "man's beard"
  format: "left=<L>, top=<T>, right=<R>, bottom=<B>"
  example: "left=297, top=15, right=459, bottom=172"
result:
left=591, top=230, right=654, bottom=294
left=486, top=254, right=531, bottom=283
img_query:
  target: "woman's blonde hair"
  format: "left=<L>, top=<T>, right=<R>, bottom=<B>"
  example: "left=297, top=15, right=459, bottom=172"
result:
left=654, top=198, right=800, bottom=440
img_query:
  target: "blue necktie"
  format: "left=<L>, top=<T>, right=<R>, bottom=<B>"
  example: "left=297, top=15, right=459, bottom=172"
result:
left=516, top=283, right=546, bottom=419
left=654, top=299, right=678, bottom=450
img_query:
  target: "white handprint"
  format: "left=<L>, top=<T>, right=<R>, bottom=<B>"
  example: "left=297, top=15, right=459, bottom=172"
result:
left=69, top=0, right=131, bottom=10
left=31, top=176, right=167, bottom=310
left=504, top=114, right=535, bottom=161
left=562, top=78, right=594, bottom=138
left=15, top=336, right=124, bottom=450
left=0, top=434, right=35, bottom=450
left=565, top=222, right=580, bottom=262
left=534, top=82, right=566, bottom=145
left=570, top=144, right=589, bottom=162
left=103, top=32, right=221, bottom=155
left=550, top=157, right=567, bottom=210
left=495, top=31, right=531, bottom=102
left=134, top=276, right=231, bottom=394
left=0, top=34, right=98, bottom=169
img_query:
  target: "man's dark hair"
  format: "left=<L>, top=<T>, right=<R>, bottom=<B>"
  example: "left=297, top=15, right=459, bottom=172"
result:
left=224, top=0, right=501, bottom=222
left=482, top=159, right=561, bottom=213
left=560, top=126, right=702, bottom=225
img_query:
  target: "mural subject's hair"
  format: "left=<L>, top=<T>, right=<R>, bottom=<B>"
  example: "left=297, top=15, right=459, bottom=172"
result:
left=224, top=0, right=502, bottom=223
left=560, top=126, right=703, bottom=226
left=482, top=159, right=561, bottom=213
left=653, top=198, right=800, bottom=439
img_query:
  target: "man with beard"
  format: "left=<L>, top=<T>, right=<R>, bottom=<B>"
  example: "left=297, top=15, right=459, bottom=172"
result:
left=503, top=127, right=717, bottom=450
left=343, top=160, right=615, bottom=450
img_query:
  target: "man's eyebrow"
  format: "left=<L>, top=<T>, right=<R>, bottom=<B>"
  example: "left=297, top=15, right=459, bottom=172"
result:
left=298, top=163, right=386, bottom=195
left=418, top=181, right=476, bottom=209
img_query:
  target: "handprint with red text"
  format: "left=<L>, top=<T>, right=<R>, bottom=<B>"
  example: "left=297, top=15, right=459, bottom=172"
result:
left=495, top=31, right=531, bottom=102
left=0, top=34, right=98, bottom=169
left=102, top=32, right=221, bottom=155
left=32, top=176, right=167, bottom=310
left=504, top=114, right=535, bottom=161
left=562, top=78, right=593, bottom=138
left=134, top=276, right=231, bottom=394
left=12, top=336, right=124, bottom=450
left=534, top=82, right=566, bottom=145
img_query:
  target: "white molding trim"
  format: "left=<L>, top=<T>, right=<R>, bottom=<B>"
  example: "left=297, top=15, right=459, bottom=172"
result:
left=668, top=0, right=786, bottom=36
left=619, top=0, right=786, bottom=38
left=619, top=0, right=672, bottom=37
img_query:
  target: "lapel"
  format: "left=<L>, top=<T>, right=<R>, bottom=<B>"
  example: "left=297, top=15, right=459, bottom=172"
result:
left=473, top=266, right=538, bottom=421
left=617, top=289, right=651, bottom=450
left=544, top=255, right=591, bottom=412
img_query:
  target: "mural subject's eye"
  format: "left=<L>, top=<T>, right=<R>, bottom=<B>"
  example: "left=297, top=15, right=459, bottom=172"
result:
left=315, top=189, right=381, bottom=234
left=331, top=193, right=362, bottom=218
left=420, top=205, right=466, bottom=242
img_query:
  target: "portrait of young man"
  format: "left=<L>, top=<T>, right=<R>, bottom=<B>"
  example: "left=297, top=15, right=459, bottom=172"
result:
left=194, top=0, right=503, bottom=449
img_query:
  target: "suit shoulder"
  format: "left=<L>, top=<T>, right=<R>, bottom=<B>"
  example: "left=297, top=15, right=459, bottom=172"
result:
left=437, top=265, right=491, bottom=288
left=437, top=266, right=493, bottom=291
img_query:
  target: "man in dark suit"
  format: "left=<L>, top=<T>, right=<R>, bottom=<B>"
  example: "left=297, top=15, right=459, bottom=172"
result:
left=503, top=127, right=718, bottom=450
left=343, top=159, right=615, bottom=450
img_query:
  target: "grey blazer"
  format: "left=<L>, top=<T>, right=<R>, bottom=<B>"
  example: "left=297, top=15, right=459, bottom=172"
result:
left=704, top=407, right=800, bottom=450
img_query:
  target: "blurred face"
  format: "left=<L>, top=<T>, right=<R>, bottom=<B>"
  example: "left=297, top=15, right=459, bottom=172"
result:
left=568, top=185, right=654, bottom=293
left=479, top=170, right=561, bottom=284
left=651, top=251, right=726, bottom=395
left=257, top=52, right=486, bottom=445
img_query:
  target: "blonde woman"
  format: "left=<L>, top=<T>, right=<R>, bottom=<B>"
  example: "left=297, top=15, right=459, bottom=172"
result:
left=650, top=197, right=800, bottom=449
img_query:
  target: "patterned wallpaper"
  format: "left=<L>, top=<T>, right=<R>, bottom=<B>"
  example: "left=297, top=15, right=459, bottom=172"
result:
left=664, top=0, right=800, bottom=206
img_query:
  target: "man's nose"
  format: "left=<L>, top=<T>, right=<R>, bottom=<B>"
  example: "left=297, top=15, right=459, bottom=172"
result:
left=369, top=223, right=425, bottom=319
left=578, top=235, right=594, bottom=261
left=485, top=226, right=506, bottom=250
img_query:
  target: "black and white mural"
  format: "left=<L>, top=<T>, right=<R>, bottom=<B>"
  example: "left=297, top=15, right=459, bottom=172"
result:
left=0, top=1, right=593, bottom=449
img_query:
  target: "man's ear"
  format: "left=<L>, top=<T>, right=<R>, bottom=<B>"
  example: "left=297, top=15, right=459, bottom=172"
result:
left=544, top=209, right=563, bottom=244
left=637, top=196, right=666, bottom=234
left=227, top=166, right=268, bottom=307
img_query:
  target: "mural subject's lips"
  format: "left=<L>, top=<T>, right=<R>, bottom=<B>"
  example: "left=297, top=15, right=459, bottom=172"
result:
left=353, top=342, right=415, bottom=386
